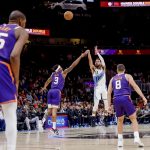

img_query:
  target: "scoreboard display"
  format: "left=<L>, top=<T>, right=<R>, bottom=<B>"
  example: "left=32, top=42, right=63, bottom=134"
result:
left=100, top=0, right=150, bottom=7
left=95, top=49, right=150, bottom=55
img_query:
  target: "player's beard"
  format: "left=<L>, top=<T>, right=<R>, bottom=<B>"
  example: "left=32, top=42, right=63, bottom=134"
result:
left=96, top=64, right=101, bottom=69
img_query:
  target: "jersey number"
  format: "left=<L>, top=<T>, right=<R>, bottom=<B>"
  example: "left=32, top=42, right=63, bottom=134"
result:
left=54, top=77, right=59, bottom=84
left=115, top=80, right=121, bottom=89
left=0, top=33, right=8, bottom=49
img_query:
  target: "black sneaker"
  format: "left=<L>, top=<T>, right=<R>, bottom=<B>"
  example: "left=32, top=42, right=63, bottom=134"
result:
left=51, top=128, right=59, bottom=135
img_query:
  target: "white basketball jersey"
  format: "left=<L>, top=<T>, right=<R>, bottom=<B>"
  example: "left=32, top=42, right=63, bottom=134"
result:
left=93, top=68, right=106, bottom=88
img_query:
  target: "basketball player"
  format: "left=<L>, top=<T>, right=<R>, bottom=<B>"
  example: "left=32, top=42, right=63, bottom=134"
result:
left=87, top=47, right=108, bottom=117
left=41, top=50, right=88, bottom=135
left=107, top=64, right=147, bottom=147
left=0, top=10, right=28, bottom=150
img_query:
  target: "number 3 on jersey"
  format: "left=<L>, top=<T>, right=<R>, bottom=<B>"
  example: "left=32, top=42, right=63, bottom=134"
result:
left=115, top=80, right=121, bottom=89
left=54, top=77, right=59, bottom=85
left=0, top=33, right=8, bottom=49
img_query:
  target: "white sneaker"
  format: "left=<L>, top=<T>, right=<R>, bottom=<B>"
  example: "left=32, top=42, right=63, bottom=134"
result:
left=118, top=139, right=123, bottom=147
left=134, top=138, right=144, bottom=147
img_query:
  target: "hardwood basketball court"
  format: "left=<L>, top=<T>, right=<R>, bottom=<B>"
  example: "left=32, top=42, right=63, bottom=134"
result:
left=0, top=124, right=150, bottom=150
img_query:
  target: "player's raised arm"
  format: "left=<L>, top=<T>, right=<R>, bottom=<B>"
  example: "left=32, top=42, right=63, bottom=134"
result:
left=63, top=50, right=88, bottom=76
left=126, top=74, right=147, bottom=105
left=107, top=78, right=113, bottom=108
left=87, top=50, right=95, bottom=74
left=95, top=46, right=106, bottom=70
left=10, top=28, right=29, bottom=90
left=42, top=75, right=52, bottom=90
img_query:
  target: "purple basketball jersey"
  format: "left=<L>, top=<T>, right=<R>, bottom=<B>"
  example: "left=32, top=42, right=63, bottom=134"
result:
left=112, top=73, right=131, bottom=97
left=0, top=24, right=18, bottom=103
left=0, top=24, right=18, bottom=63
left=51, top=71, right=65, bottom=91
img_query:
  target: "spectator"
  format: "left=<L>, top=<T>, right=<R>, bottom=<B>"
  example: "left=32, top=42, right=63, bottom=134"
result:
left=0, top=106, right=5, bottom=131
left=24, top=107, right=40, bottom=131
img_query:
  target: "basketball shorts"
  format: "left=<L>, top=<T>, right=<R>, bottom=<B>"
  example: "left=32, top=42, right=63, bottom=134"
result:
left=113, top=95, right=136, bottom=117
left=93, top=87, right=108, bottom=110
left=0, top=61, right=17, bottom=104
left=47, top=89, right=61, bottom=108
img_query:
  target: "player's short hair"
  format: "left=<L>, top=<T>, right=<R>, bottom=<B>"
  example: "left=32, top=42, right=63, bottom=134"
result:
left=51, top=64, right=60, bottom=72
left=117, top=64, right=125, bottom=72
left=95, top=57, right=101, bottom=62
left=9, top=10, right=26, bottom=21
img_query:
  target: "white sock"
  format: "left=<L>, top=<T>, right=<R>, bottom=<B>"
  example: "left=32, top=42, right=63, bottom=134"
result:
left=118, top=134, right=123, bottom=140
left=2, top=102, right=17, bottom=150
left=134, top=131, right=139, bottom=139
left=52, top=122, right=56, bottom=129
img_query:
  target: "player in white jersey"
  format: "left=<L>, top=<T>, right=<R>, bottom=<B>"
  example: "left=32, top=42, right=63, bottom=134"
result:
left=87, top=47, right=108, bottom=117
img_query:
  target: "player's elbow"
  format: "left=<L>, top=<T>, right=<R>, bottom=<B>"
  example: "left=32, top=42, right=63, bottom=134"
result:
left=10, top=52, right=20, bottom=59
left=10, top=54, right=20, bottom=63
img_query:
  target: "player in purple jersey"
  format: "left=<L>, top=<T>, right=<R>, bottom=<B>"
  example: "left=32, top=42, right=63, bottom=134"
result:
left=107, top=64, right=147, bottom=148
left=41, top=50, right=88, bottom=135
left=0, top=10, right=28, bottom=150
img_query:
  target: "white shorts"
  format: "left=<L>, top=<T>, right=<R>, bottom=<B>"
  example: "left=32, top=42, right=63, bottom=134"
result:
left=94, top=87, right=107, bottom=101
left=93, top=87, right=108, bottom=111
left=48, top=104, right=59, bottom=109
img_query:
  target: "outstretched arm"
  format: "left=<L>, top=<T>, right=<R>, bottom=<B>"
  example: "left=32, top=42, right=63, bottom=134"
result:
left=42, top=75, right=52, bottom=90
left=88, top=50, right=95, bottom=74
left=126, top=74, right=147, bottom=105
left=95, top=46, right=106, bottom=70
left=63, top=50, right=88, bottom=77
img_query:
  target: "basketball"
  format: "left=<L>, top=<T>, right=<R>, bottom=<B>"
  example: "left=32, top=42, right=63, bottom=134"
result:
left=64, top=11, right=73, bottom=20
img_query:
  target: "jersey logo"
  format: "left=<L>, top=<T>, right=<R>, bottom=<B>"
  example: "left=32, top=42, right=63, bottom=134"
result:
left=94, top=71, right=105, bottom=83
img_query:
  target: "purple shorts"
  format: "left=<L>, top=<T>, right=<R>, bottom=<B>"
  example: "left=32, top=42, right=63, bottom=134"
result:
left=113, top=95, right=136, bottom=117
left=0, top=61, right=17, bottom=104
left=47, top=89, right=61, bottom=107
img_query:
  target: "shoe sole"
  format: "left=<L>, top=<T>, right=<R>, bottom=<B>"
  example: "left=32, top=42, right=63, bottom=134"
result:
left=118, top=145, right=123, bottom=147
left=49, top=130, right=59, bottom=136
left=134, top=142, right=144, bottom=147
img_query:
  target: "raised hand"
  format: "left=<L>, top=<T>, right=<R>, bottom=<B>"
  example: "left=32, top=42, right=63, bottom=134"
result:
left=94, top=46, right=99, bottom=54
left=81, top=50, right=90, bottom=57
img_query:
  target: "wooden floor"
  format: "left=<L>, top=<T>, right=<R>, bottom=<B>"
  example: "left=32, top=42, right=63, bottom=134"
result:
left=0, top=124, right=150, bottom=150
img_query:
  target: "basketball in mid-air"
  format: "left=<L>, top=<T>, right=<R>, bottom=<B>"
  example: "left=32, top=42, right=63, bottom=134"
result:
left=64, top=11, right=73, bottom=20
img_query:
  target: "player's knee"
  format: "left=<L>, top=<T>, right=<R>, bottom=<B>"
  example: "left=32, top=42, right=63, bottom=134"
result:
left=129, top=113, right=137, bottom=121
left=52, top=114, right=56, bottom=118
left=118, top=117, right=124, bottom=123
